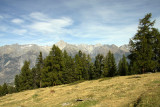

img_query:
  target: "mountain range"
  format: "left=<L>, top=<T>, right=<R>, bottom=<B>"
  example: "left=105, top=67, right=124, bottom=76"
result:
left=0, top=40, right=129, bottom=84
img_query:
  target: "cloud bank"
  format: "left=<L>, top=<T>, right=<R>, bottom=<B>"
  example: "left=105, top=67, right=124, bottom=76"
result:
left=0, top=0, right=160, bottom=46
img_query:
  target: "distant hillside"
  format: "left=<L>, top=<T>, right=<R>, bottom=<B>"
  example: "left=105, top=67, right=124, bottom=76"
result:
left=0, top=41, right=129, bottom=84
left=0, top=73, right=160, bottom=107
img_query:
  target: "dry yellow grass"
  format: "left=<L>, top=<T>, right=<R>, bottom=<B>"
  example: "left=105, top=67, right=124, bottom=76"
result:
left=0, top=73, right=160, bottom=107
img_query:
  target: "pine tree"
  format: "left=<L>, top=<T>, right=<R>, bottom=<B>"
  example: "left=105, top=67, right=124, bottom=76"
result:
left=88, top=62, right=96, bottom=80
left=85, top=54, right=92, bottom=80
left=14, top=75, right=20, bottom=91
left=94, top=54, right=104, bottom=79
left=128, top=13, right=157, bottom=73
left=62, top=50, right=76, bottom=83
left=18, top=61, right=33, bottom=91
left=41, top=45, right=64, bottom=87
left=118, top=59, right=122, bottom=75
left=7, top=86, right=17, bottom=94
left=102, top=54, right=109, bottom=77
left=118, top=55, right=128, bottom=76
left=31, top=67, right=38, bottom=89
left=107, top=51, right=117, bottom=77
left=32, top=52, right=44, bottom=88
left=0, top=85, right=2, bottom=96
left=1, top=83, right=8, bottom=96
left=81, top=53, right=90, bottom=80
left=74, top=51, right=83, bottom=80
left=152, top=28, right=160, bottom=72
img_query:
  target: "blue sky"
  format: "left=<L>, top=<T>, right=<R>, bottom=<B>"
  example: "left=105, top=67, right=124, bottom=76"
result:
left=0, top=0, right=160, bottom=46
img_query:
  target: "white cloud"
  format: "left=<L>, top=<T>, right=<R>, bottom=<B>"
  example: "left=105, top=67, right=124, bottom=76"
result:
left=29, top=12, right=49, bottom=21
left=11, top=18, right=24, bottom=24
left=68, top=22, right=138, bottom=46
left=12, top=29, right=27, bottom=35
left=28, top=12, right=73, bottom=34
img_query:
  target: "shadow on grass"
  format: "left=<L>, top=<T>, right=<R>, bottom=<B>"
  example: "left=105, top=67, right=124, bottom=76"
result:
left=98, top=77, right=112, bottom=82
left=67, top=80, right=86, bottom=86
left=127, top=75, right=141, bottom=79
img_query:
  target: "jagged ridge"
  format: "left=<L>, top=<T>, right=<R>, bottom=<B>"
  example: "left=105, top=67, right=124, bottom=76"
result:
left=0, top=41, right=129, bottom=84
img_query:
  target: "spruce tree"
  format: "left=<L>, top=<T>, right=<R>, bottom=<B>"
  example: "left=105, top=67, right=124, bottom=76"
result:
left=33, top=52, right=44, bottom=88
left=118, top=59, right=122, bottom=75
left=128, top=13, right=157, bottom=73
left=62, top=50, right=76, bottom=83
left=94, top=54, right=104, bottom=78
left=31, top=67, right=38, bottom=89
left=107, top=51, right=117, bottom=77
left=7, top=86, right=17, bottom=94
left=1, top=83, right=8, bottom=96
left=85, top=54, right=92, bottom=79
left=81, top=53, right=90, bottom=80
left=18, top=61, right=33, bottom=91
left=74, top=51, right=83, bottom=80
left=88, top=62, right=96, bottom=80
left=14, top=75, right=20, bottom=91
left=102, top=54, right=109, bottom=77
left=152, top=28, right=160, bottom=72
left=41, top=45, right=64, bottom=87
left=0, top=85, right=2, bottom=96
left=118, top=55, right=128, bottom=76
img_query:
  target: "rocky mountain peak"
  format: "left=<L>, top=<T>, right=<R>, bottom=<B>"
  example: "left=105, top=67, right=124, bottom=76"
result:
left=55, top=40, right=67, bottom=50
left=0, top=42, right=130, bottom=85
left=119, top=44, right=129, bottom=52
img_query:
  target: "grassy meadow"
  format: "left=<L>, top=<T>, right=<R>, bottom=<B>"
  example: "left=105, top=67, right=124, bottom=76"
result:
left=0, top=73, right=160, bottom=107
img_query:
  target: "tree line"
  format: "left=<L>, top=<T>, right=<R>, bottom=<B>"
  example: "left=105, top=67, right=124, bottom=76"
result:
left=14, top=48, right=121, bottom=92
left=0, top=83, right=17, bottom=97
left=0, top=13, right=160, bottom=96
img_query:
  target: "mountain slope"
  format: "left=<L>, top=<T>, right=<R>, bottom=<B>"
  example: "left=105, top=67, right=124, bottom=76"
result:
left=0, top=44, right=50, bottom=84
left=0, top=73, right=160, bottom=107
left=0, top=41, right=129, bottom=84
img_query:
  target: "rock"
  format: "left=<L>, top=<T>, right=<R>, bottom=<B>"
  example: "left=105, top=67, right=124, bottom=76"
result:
left=76, top=99, right=83, bottom=101
left=0, top=41, right=129, bottom=85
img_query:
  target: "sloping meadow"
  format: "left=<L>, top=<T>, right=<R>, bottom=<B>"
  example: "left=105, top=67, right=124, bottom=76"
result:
left=0, top=73, right=160, bottom=107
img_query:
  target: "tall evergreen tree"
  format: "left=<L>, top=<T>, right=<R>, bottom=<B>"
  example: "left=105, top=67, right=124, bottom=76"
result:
left=32, top=52, right=44, bottom=88
left=118, top=55, right=128, bottom=76
left=41, top=45, right=64, bottom=87
left=1, top=83, right=8, bottom=96
left=85, top=54, right=92, bottom=79
left=88, top=62, right=96, bottom=80
left=31, top=67, right=38, bottom=89
left=128, top=13, right=157, bottom=73
left=62, top=50, right=76, bottom=83
left=18, top=61, right=33, bottom=91
left=102, top=54, right=109, bottom=77
left=0, top=85, right=2, bottom=96
left=94, top=54, right=104, bottom=78
left=107, top=51, right=117, bottom=77
left=14, top=75, right=20, bottom=91
left=81, top=53, right=90, bottom=80
left=74, top=51, right=83, bottom=80
left=7, top=86, right=17, bottom=94
left=152, top=28, right=160, bottom=72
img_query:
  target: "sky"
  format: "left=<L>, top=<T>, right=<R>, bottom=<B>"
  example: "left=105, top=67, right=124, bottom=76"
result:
left=0, top=0, right=160, bottom=46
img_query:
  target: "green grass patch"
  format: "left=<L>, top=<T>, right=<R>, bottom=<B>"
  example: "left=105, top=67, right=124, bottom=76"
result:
left=152, top=80, right=160, bottom=84
left=133, top=86, right=160, bottom=107
left=73, top=100, right=98, bottom=107
left=32, top=93, right=38, bottom=99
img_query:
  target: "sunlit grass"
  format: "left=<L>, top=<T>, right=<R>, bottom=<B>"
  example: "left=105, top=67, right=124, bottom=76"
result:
left=0, top=73, right=160, bottom=107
